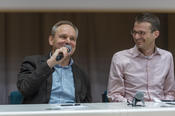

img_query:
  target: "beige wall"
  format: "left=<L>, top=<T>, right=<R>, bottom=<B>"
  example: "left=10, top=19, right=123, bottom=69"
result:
left=1, top=0, right=175, bottom=12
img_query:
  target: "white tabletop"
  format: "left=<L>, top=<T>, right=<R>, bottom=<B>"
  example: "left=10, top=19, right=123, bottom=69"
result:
left=0, top=102, right=175, bottom=116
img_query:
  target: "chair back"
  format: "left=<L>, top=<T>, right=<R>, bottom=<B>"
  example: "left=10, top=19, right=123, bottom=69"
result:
left=102, top=90, right=109, bottom=102
left=10, top=91, right=23, bottom=104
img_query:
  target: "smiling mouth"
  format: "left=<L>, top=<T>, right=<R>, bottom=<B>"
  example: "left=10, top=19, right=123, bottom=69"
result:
left=136, top=41, right=142, bottom=44
left=135, top=39, right=144, bottom=44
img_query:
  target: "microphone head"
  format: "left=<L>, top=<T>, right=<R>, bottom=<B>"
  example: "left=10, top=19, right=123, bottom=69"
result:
left=131, top=91, right=145, bottom=107
left=65, top=44, right=72, bottom=53
left=134, top=91, right=144, bottom=100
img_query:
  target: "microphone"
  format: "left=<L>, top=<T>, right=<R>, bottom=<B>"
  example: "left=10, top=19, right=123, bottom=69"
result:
left=128, top=91, right=145, bottom=107
left=56, top=45, right=72, bottom=61
left=132, top=91, right=145, bottom=106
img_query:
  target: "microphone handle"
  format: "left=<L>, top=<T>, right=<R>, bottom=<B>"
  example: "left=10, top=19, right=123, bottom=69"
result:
left=56, top=52, right=64, bottom=61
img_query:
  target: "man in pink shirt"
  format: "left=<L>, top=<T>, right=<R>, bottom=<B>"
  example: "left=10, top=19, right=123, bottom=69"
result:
left=107, top=13, right=175, bottom=102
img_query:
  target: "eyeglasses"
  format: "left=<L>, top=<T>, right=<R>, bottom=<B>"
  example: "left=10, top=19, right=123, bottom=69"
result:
left=131, top=30, right=146, bottom=36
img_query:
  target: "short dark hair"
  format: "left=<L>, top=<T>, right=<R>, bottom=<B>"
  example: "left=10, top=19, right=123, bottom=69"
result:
left=51, top=20, right=79, bottom=38
left=134, top=13, right=160, bottom=32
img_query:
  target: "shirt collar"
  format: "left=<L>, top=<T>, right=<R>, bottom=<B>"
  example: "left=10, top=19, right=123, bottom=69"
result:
left=55, top=58, right=74, bottom=69
left=130, top=45, right=161, bottom=58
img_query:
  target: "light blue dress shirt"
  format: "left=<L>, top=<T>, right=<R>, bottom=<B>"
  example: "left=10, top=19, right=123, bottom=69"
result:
left=49, top=59, right=75, bottom=104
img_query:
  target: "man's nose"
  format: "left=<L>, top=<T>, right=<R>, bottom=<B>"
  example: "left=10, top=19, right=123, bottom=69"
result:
left=65, top=38, right=71, bottom=44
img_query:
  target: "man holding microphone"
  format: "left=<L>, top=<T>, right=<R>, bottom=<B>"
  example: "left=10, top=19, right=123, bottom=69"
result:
left=17, top=20, right=91, bottom=104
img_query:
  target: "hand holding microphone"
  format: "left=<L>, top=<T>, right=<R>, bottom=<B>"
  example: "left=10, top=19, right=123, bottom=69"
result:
left=47, top=45, right=72, bottom=68
left=56, top=44, right=72, bottom=61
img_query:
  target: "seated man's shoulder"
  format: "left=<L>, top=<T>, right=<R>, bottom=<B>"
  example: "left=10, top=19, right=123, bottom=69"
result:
left=24, top=55, right=47, bottom=60
left=113, top=48, right=131, bottom=59
left=157, top=48, right=173, bottom=57
left=22, top=55, right=48, bottom=64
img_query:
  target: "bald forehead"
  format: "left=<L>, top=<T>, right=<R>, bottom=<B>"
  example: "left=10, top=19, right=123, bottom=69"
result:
left=57, top=24, right=75, bottom=31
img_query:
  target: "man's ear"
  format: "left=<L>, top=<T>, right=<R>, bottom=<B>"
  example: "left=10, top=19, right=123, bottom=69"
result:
left=153, top=30, right=160, bottom=39
left=49, top=35, right=54, bottom=46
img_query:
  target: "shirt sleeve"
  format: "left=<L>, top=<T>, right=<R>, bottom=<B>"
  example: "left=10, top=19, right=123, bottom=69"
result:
left=107, top=54, right=127, bottom=102
left=163, top=53, right=175, bottom=100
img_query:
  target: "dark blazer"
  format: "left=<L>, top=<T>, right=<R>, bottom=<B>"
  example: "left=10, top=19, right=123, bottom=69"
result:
left=17, top=55, right=92, bottom=104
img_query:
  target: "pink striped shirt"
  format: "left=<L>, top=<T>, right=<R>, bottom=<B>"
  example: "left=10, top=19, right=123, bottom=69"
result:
left=107, top=46, right=175, bottom=102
